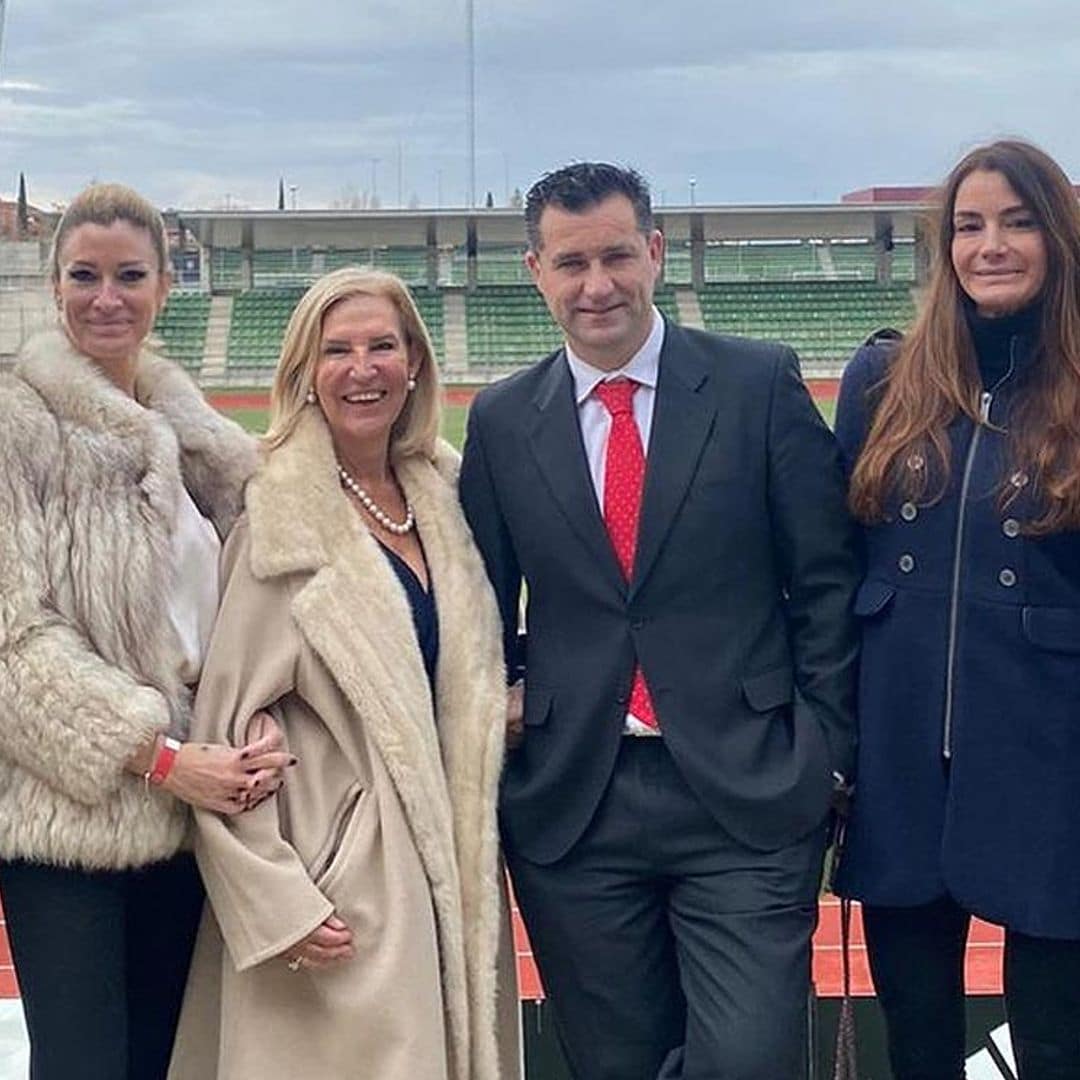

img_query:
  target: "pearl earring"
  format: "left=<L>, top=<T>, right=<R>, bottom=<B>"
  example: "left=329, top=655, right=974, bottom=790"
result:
left=406, top=378, right=417, bottom=392
left=306, top=389, right=317, bottom=405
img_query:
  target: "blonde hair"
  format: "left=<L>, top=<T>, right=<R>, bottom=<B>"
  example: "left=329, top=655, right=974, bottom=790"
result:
left=264, top=268, right=441, bottom=459
left=50, top=182, right=170, bottom=279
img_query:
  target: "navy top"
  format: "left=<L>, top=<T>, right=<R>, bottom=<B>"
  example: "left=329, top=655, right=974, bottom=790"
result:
left=380, top=543, right=439, bottom=687
left=963, top=297, right=1041, bottom=389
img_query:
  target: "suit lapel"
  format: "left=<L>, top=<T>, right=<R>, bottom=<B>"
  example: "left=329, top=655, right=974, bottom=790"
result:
left=631, top=326, right=717, bottom=596
left=526, top=353, right=626, bottom=592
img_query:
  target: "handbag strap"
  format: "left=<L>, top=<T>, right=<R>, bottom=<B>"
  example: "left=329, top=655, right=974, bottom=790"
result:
left=832, top=897, right=858, bottom=1080
left=840, top=897, right=853, bottom=999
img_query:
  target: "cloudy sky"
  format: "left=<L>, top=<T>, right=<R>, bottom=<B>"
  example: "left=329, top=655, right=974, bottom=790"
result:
left=2, top=0, right=1079, bottom=212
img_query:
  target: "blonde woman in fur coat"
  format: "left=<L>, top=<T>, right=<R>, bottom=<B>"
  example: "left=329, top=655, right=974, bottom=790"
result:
left=168, top=268, right=520, bottom=1080
left=0, top=184, right=293, bottom=1080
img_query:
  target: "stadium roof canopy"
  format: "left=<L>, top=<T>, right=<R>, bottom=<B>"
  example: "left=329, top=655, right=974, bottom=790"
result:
left=177, top=201, right=926, bottom=252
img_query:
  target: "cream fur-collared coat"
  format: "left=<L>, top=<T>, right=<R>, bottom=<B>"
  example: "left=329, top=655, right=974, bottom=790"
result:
left=0, top=330, right=256, bottom=870
left=169, top=408, right=520, bottom=1080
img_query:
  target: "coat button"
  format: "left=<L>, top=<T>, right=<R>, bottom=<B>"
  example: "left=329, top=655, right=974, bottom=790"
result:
left=1002, top=518, right=1020, bottom=538
left=898, top=553, right=916, bottom=573
left=998, top=568, right=1017, bottom=587
left=631, top=618, right=645, bottom=630
left=900, top=502, right=918, bottom=522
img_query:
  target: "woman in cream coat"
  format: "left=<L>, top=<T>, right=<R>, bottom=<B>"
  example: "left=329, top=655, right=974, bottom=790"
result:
left=170, top=268, right=519, bottom=1080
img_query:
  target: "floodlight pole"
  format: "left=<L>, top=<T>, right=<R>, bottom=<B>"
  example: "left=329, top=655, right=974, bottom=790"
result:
left=466, top=0, right=476, bottom=208
left=0, top=1, right=7, bottom=78
left=368, top=157, right=380, bottom=205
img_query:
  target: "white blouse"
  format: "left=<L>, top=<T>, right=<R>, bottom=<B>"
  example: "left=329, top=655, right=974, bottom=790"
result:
left=168, top=485, right=222, bottom=685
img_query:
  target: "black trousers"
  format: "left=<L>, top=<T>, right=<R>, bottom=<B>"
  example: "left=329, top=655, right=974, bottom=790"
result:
left=0, top=853, right=204, bottom=1080
left=863, top=894, right=1080, bottom=1080
left=507, top=738, right=827, bottom=1080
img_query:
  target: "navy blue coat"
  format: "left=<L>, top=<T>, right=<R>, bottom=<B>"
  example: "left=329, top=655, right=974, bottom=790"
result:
left=834, top=339, right=1080, bottom=939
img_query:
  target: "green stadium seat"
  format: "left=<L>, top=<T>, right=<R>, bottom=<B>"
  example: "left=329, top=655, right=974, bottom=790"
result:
left=155, top=293, right=211, bottom=374
left=697, top=281, right=915, bottom=362
left=464, top=284, right=680, bottom=366
left=225, top=287, right=446, bottom=375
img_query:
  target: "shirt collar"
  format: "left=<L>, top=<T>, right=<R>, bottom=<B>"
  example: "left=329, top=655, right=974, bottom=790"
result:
left=565, top=307, right=665, bottom=406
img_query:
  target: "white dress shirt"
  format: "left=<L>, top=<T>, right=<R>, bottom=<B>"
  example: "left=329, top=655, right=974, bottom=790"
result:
left=563, top=307, right=665, bottom=734
left=167, top=485, right=222, bottom=686
left=564, top=307, right=664, bottom=498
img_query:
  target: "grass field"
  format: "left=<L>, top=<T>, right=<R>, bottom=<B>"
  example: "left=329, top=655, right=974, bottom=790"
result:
left=219, top=396, right=836, bottom=446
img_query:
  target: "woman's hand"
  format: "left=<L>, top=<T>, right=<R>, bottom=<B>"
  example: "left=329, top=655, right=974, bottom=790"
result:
left=238, top=710, right=289, bottom=810
left=163, top=726, right=295, bottom=814
left=284, top=915, right=355, bottom=971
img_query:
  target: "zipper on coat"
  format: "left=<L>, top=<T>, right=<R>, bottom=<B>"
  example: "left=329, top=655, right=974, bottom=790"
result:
left=942, top=342, right=1016, bottom=758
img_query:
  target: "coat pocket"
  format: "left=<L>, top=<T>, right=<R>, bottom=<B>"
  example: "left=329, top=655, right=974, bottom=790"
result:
left=741, top=666, right=794, bottom=712
left=310, top=782, right=368, bottom=889
left=1021, top=606, right=1080, bottom=654
left=853, top=579, right=896, bottom=618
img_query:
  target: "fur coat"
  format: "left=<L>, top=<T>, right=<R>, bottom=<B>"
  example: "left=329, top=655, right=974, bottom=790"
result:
left=0, top=329, right=257, bottom=870
left=168, top=408, right=519, bottom=1080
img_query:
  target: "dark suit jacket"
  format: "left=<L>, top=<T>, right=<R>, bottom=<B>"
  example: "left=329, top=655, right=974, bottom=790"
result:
left=460, top=320, right=860, bottom=865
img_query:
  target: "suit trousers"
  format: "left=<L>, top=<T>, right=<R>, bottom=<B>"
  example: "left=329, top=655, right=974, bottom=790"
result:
left=0, top=853, right=204, bottom=1080
left=506, top=738, right=827, bottom=1080
left=863, top=894, right=1080, bottom=1080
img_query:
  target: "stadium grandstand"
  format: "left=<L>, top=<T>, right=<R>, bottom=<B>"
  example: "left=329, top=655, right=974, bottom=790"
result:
left=1, top=191, right=927, bottom=382
left=0, top=193, right=52, bottom=359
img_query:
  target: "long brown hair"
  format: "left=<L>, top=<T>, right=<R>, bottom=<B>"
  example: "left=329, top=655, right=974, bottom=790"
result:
left=849, top=139, right=1080, bottom=534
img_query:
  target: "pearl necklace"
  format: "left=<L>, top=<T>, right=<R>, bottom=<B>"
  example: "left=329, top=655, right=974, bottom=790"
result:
left=337, top=464, right=415, bottom=535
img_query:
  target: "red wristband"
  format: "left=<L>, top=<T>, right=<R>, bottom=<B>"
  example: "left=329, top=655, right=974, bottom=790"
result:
left=147, top=736, right=182, bottom=786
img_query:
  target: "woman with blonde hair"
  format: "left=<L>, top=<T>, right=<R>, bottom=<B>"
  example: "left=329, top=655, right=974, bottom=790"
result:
left=0, top=182, right=289, bottom=1079
left=170, top=268, right=519, bottom=1079
left=835, top=139, right=1080, bottom=1078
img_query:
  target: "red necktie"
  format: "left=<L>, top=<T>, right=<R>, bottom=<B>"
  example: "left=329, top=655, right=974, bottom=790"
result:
left=593, top=379, right=658, bottom=730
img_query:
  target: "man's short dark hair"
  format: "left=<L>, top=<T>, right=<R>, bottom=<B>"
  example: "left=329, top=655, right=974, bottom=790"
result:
left=524, top=163, right=653, bottom=251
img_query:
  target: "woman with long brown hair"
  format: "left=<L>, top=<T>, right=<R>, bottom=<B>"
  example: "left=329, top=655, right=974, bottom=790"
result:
left=834, top=139, right=1080, bottom=1079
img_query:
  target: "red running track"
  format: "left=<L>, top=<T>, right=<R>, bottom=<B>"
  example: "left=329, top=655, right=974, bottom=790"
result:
left=0, top=893, right=1003, bottom=1002
left=206, top=387, right=483, bottom=411
left=513, top=895, right=1004, bottom=1002
left=207, top=380, right=842, bottom=414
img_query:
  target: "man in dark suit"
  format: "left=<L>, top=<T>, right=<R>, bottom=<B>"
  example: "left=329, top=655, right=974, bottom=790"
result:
left=460, top=162, right=859, bottom=1080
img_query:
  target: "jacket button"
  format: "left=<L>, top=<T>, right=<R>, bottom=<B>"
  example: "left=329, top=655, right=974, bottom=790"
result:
left=898, top=553, right=916, bottom=573
left=1002, top=518, right=1020, bottom=538
left=630, top=618, right=645, bottom=630
left=999, top=567, right=1017, bottom=587
left=900, top=502, right=918, bottom=522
